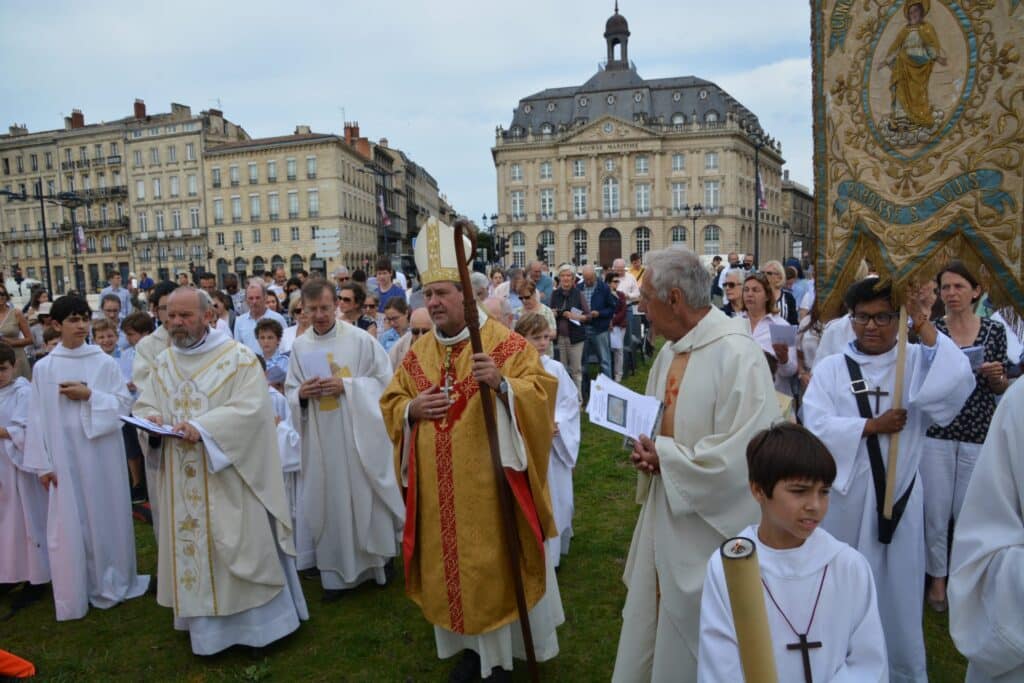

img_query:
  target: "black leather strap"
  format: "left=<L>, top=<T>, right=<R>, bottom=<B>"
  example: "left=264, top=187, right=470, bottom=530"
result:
left=844, top=355, right=915, bottom=544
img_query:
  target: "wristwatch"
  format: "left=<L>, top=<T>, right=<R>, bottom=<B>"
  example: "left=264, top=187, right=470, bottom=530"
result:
left=497, top=378, right=509, bottom=395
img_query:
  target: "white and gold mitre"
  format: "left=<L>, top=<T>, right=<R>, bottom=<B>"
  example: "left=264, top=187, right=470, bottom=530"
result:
left=414, top=216, right=472, bottom=286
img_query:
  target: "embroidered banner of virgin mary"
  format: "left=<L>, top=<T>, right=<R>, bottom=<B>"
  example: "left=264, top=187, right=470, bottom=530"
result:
left=813, top=0, right=1023, bottom=315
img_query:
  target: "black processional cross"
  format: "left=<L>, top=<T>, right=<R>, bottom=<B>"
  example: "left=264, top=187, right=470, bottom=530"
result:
left=786, top=633, right=823, bottom=683
left=852, top=379, right=890, bottom=414
left=763, top=565, right=829, bottom=683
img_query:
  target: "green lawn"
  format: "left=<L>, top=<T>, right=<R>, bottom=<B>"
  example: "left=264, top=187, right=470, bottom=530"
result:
left=1, top=360, right=966, bottom=681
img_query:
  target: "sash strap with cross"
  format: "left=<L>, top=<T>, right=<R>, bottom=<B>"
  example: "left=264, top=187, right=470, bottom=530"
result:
left=844, top=355, right=915, bottom=544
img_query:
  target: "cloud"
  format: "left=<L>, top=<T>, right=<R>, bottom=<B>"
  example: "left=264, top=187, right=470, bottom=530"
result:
left=0, top=0, right=815, bottom=228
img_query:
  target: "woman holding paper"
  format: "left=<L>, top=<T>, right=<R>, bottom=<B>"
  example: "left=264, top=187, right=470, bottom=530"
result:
left=739, top=272, right=797, bottom=395
left=920, top=261, right=1009, bottom=613
left=761, top=260, right=799, bottom=325
left=550, top=264, right=589, bottom=400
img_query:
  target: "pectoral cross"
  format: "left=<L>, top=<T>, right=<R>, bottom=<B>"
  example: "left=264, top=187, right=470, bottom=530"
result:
left=441, top=372, right=452, bottom=402
left=865, top=385, right=889, bottom=414
left=786, top=633, right=823, bottom=683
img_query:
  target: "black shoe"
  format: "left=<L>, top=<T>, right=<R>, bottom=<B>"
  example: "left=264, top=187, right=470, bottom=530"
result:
left=131, top=484, right=147, bottom=504
left=383, top=558, right=396, bottom=584
left=448, top=649, right=481, bottom=683
left=147, top=575, right=158, bottom=595
left=486, top=666, right=512, bottom=682
left=299, top=567, right=319, bottom=580
left=321, top=589, right=345, bottom=604
left=10, top=582, right=47, bottom=610
left=0, top=582, right=18, bottom=596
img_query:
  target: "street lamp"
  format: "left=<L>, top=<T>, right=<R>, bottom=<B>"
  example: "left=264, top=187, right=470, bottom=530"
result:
left=681, top=203, right=703, bottom=247
left=743, top=121, right=769, bottom=268
left=359, top=164, right=402, bottom=259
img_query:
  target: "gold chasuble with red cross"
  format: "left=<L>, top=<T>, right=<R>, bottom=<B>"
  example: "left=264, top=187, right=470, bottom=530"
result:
left=381, top=318, right=558, bottom=636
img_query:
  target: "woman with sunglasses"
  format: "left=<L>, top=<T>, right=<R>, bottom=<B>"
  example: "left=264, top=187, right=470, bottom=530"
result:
left=719, top=269, right=744, bottom=317
left=518, top=280, right=555, bottom=355
left=337, top=283, right=377, bottom=338
left=761, top=260, right=799, bottom=325
left=739, top=272, right=797, bottom=393
left=210, top=291, right=233, bottom=335
left=281, top=297, right=311, bottom=354
left=0, top=287, right=32, bottom=379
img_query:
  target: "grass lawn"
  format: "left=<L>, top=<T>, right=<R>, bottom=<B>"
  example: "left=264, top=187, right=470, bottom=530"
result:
left=1, top=358, right=967, bottom=681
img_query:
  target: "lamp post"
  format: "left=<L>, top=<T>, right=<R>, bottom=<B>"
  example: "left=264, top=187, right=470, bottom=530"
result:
left=0, top=183, right=86, bottom=295
left=57, top=191, right=92, bottom=293
left=744, top=122, right=768, bottom=268
left=681, top=203, right=703, bottom=249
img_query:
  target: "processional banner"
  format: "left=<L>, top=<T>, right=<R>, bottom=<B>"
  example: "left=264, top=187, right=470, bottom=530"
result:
left=813, top=0, right=1024, bottom=315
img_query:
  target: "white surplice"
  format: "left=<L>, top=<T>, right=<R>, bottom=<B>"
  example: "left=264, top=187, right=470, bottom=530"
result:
left=0, top=376, right=49, bottom=585
left=132, top=323, right=171, bottom=537
left=23, top=343, right=149, bottom=621
left=540, top=355, right=580, bottom=564
left=803, top=334, right=974, bottom=683
left=812, top=316, right=856, bottom=371
left=132, top=329, right=307, bottom=655
left=612, top=308, right=781, bottom=683
left=948, top=380, right=1024, bottom=683
left=269, top=386, right=301, bottom=530
left=698, top=524, right=888, bottom=683
left=285, top=323, right=404, bottom=590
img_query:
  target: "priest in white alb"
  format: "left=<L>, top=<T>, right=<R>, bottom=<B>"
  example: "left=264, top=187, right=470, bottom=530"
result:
left=133, top=288, right=307, bottom=655
left=948, top=379, right=1024, bottom=683
left=803, top=278, right=974, bottom=683
left=23, top=295, right=149, bottom=621
left=285, top=279, right=404, bottom=601
left=612, top=247, right=780, bottom=683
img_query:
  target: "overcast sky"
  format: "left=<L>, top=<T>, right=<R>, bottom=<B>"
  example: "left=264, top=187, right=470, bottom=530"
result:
left=0, top=0, right=813, bottom=227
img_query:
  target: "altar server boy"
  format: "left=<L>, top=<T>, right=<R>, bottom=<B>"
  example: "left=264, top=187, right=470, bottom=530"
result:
left=698, top=423, right=888, bottom=683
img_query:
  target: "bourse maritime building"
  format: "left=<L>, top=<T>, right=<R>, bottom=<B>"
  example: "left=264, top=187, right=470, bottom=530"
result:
left=492, top=8, right=787, bottom=269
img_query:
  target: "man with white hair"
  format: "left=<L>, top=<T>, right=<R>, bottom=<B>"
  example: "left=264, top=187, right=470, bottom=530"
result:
left=483, top=296, right=514, bottom=329
left=470, top=271, right=490, bottom=305
left=612, top=258, right=640, bottom=304
left=134, top=288, right=308, bottom=654
left=612, top=247, right=780, bottom=683
left=234, top=281, right=287, bottom=355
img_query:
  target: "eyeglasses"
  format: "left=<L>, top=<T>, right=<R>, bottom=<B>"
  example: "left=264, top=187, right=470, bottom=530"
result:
left=764, top=271, right=783, bottom=278
left=292, top=308, right=303, bottom=314
left=851, top=312, right=897, bottom=327
left=723, top=282, right=739, bottom=289
left=363, top=304, right=376, bottom=310
left=410, top=328, right=431, bottom=336
left=336, top=277, right=350, bottom=283
left=339, top=296, right=355, bottom=303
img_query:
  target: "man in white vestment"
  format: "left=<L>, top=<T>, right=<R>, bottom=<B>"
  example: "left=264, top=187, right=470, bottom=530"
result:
left=133, top=288, right=307, bottom=655
left=803, top=278, right=974, bottom=683
left=23, top=295, right=149, bottom=621
left=285, top=279, right=404, bottom=601
left=612, top=247, right=780, bottom=683
left=0, top=345, right=49, bottom=608
left=948, top=379, right=1024, bottom=683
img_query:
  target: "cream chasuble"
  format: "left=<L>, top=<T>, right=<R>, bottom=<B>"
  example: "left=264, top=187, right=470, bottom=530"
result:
left=612, top=307, right=780, bottom=683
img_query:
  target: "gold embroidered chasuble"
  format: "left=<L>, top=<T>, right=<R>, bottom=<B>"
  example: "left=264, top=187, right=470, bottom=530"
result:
left=380, top=318, right=558, bottom=636
left=135, top=338, right=294, bottom=619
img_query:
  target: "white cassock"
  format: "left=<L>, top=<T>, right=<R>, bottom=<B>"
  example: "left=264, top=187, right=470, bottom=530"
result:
left=612, top=308, right=781, bottom=683
left=269, top=386, right=301, bottom=530
left=23, top=343, right=149, bottom=621
left=0, top=376, right=49, bottom=585
left=948, top=380, right=1024, bottom=683
left=812, top=315, right=856, bottom=371
left=132, top=330, right=308, bottom=655
left=540, top=355, right=580, bottom=565
left=803, top=335, right=974, bottom=683
left=698, top=524, right=888, bottom=683
left=285, top=323, right=404, bottom=590
left=133, top=324, right=172, bottom=537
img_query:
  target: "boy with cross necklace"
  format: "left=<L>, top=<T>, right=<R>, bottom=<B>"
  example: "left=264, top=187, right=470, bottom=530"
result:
left=802, top=277, right=974, bottom=683
left=697, top=423, right=888, bottom=682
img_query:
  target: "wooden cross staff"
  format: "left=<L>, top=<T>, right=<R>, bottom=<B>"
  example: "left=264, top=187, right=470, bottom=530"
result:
left=452, top=218, right=540, bottom=682
left=883, top=306, right=909, bottom=519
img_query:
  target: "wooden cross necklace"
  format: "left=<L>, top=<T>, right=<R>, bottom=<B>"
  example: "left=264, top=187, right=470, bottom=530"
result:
left=761, top=565, right=829, bottom=683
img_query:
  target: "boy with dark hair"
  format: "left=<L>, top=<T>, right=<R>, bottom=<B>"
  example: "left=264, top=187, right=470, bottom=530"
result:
left=256, top=318, right=289, bottom=374
left=803, top=278, right=975, bottom=682
left=0, top=343, right=50, bottom=610
left=22, top=295, right=149, bottom=620
left=698, top=423, right=887, bottom=682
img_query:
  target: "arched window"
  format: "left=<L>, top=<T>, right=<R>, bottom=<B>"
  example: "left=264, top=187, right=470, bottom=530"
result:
left=671, top=225, right=687, bottom=245
left=538, top=229, right=555, bottom=265
left=571, top=228, right=588, bottom=264
left=252, top=256, right=266, bottom=275
left=271, top=254, right=285, bottom=272
left=671, top=112, right=685, bottom=128
left=703, top=225, right=721, bottom=256
left=540, top=122, right=554, bottom=136
left=634, top=226, right=651, bottom=259
left=705, top=111, right=719, bottom=124
left=290, top=254, right=304, bottom=274
left=510, top=231, right=526, bottom=268
left=233, top=256, right=247, bottom=273
left=602, top=177, right=619, bottom=216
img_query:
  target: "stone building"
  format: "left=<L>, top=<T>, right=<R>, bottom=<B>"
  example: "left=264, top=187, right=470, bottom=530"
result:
left=781, top=170, right=814, bottom=265
left=492, top=8, right=787, bottom=269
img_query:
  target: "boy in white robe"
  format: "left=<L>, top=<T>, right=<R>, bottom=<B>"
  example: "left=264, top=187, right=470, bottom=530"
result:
left=948, top=379, right=1024, bottom=683
left=516, top=313, right=581, bottom=566
left=0, top=343, right=50, bottom=610
left=698, top=423, right=887, bottom=683
left=803, top=278, right=974, bottom=683
left=22, top=295, right=149, bottom=621
left=264, top=362, right=301, bottom=531
left=285, top=280, right=404, bottom=601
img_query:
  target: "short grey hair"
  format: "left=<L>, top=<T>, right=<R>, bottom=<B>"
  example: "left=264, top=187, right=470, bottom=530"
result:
left=470, top=271, right=490, bottom=300
left=245, top=280, right=268, bottom=296
left=645, top=247, right=712, bottom=308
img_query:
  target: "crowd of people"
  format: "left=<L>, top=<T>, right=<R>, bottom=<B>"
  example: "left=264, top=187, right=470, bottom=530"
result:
left=1, top=220, right=1023, bottom=683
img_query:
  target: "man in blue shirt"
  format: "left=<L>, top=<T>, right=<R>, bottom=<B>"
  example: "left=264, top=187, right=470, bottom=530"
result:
left=373, top=258, right=406, bottom=313
left=233, top=281, right=286, bottom=355
left=529, top=260, right=554, bottom=305
left=579, top=264, right=616, bottom=379
left=100, top=270, right=132, bottom=320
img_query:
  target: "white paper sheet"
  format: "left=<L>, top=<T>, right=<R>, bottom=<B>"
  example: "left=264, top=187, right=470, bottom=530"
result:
left=569, top=307, right=583, bottom=326
left=585, top=374, right=662, bottom=440
left=962, top=345, right=985, bottom=371
left=120, top=415, right=184, bottom=438
left=769, top=323, right=798, bottom=346
left=300, top=349, right=332, bottom=379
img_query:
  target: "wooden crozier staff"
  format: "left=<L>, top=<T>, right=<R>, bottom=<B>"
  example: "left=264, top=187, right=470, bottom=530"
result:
left=452, top=218, right=540, bottom=682
left=882, top=305, right=909, bottom=520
